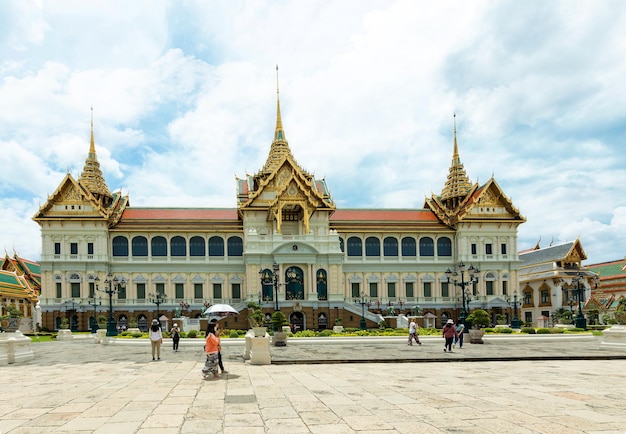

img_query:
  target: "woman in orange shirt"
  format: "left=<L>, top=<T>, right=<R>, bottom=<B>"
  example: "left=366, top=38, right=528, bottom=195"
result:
left=202, top=323, right=220, bottom=379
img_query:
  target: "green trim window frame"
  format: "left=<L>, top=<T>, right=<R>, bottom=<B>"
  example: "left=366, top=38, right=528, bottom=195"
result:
left=156, top=283, right=165, bottom=297
left=54, top=242, right=61, bottom=255
left=351, top=282, right=360, bottom=298
left=387, top=282, right=396, bottom=298
left=486, top=281, right=494, bottom=296
left=213, top=283, right=222, bottom=299
left=71, top=282, right=80, bottom=298
left=194, top=283, right=203, bottom=299
left=231, top=283, right=241, bottom=300
left=502, top=280, right=508, bottom=296
left=423, top=282, right=432, bottom=298
left=56, top=282, right=62, bottom=298
left=441, top=281, right=449, bottom=298
left=136, top=283, right=146, bottom=300
left=369, top=282, right=378, bottom=298
left=70, top=242, right=78, bottom=255
left=405, top=282, right=414, bottom=298
left=175, top=283, right=184, bottom=299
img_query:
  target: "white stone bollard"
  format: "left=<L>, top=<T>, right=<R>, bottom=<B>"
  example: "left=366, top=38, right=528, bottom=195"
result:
left=250, top=335, right=271, bottom=365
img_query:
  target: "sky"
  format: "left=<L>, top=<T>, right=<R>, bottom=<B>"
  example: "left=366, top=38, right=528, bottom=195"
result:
left=1, top=0, right=625, bottom=265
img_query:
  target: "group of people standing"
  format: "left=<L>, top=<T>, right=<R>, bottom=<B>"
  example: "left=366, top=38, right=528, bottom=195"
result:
left=147, top=319, right=227, bottom=378
left=408, top=317, right=466, bottom=352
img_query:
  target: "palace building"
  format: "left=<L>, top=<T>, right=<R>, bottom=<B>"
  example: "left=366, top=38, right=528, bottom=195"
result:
left=33, top=89, right=526, bottom=332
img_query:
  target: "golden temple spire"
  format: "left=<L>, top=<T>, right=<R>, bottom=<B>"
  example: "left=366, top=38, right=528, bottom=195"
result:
left=440, top=113, right=472, bottom=208
left=78, top=108, right=112, bottom=205
left=262, top=65, right=294, bottom=173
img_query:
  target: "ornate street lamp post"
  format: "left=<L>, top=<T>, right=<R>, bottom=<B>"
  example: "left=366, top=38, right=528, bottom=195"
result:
left=505, top=291, right=522, bottom=329
left=572, top=272, right=587, bottom=330
left=64, top=299, right=80, bottom=332
left=88, top=294, right=102, bottom=333
left=359, top=292, right=368, bottom=330
left=97, top=273, right=126, bottom=337
left=445, top=262, right=480, bottom=332
left=149, top=292, right=167, bottom=325
left=272, top=262, right=280, bottom=311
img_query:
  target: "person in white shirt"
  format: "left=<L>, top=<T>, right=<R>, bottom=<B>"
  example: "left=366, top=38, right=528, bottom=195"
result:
left=149, top=319, right=163, bottom=361
left=407, top=318, right=422, bottom=346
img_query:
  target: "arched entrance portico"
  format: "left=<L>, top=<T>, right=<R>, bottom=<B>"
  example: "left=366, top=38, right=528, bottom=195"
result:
left=289, top=311, right=304, bottom=333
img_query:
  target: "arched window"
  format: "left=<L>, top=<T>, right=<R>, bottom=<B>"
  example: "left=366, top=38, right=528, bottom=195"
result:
left=189, top=236, right=205, bottom=256
left=112, top=236, right=128, bottom=257
left=227, top=236, right=243, bottom=256
left=437, top=237, right=452, bottom=257
left=419, top=237, right=434, bottom=256
left=285, top=266, right=304, bottom=300
left=132, top=236, right=148, bottom=257
left=151, top=236, right=167, bottom=257
left=365, top=237, right=380, bottom=256
left=209, top=236, right=224, bottom=256
left=171, top=236, right=186, bottom=256
left=347, top=237, right=362, bottom=257
left=316, top=269, right=327, bottom=301
left=401, top=237, right=416, bottom=256
left=383, top=237, right=398, bottom=256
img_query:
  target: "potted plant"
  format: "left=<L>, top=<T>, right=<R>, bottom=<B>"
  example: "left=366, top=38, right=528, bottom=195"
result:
left=247, top=303, right=267, bottom=337
left=271, top=311, right=288, bottom=346
left=496, top=313, right=507, bottom=325
left=333, top=317, right=344, bottom=333
left=60, top=317, right=70, bottom=330
left=465, top=309, right=490, bottom=344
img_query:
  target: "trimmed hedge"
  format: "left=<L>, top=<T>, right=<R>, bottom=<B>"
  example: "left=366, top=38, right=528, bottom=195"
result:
left=521, top=327, right=536, bottom=334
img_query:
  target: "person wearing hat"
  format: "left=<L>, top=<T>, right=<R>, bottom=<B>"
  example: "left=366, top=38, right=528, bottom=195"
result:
left=149, top=319, right=163, bottom=361
left=171, top=323, right=181, bottom=352
left=442, top=318, right=458, bottom=353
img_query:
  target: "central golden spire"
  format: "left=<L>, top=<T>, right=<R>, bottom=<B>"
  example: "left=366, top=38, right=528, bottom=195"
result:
left=78, top=108, right=113, bottom=205
left=440, top=114, right=472, bottom=208
left=262, top=65, right=294, bottom=173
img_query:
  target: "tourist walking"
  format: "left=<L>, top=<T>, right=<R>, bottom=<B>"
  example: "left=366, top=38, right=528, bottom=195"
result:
left=215, top=322, right=228, bottom=374
left=149, top=319, right=163, bottom=361
left=407, top=318, right=421, bottom=346
left=454, top=322, right=465, bottom=349
left=202, top=323, right=220, bottom=379
left=171, top=323, right=180, bottom=352
left=442, top=318, right=458, bottom=352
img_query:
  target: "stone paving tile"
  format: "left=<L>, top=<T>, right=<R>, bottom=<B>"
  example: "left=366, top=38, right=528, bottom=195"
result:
left=2, top=337, right=626, bottom=433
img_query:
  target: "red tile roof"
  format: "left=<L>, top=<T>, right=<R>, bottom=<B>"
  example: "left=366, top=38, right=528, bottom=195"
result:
left=121, top=208, right=239, bottom=220
left=330, top=209, right=439, bottom=222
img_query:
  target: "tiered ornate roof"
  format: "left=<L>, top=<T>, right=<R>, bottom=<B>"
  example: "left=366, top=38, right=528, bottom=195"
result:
left=425, top=117, right=525, bottom=227
left=0, top=253, right=40, bottom=304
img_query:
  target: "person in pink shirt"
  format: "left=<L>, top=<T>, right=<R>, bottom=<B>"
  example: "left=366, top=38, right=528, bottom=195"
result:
left=442, top=318, right=458, bottom=353
left=202, top=323, right=220, bottom=379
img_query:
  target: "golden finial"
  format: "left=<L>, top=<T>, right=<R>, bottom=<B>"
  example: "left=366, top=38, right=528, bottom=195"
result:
left=90, top=106, right=96, bottom=157
left=274, top=65, right=285, bottom=141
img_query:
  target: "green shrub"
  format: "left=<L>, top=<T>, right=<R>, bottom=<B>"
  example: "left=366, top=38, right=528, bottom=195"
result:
left=536, top=328, right=551, bottom=334
left=521, top=327, right=536, bottom=334
left=550, top=328, right=565, bottom=334
left=565, top=328, right=585, bottom=333
left=229, top=329, right=239, bottom=338
left=483, top=328, right=496, bottom=333
left=318, top=329, right=333, bottom=337
left=294, top=330, right=316, bottom=337
left=132, top=332, right=143, bottom=338
left=187, top=330, right=198, bottom=338
left=498, top=328, right=513, bottom=334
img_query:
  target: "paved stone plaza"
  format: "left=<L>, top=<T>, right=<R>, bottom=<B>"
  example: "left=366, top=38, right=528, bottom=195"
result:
left=1, top=335, right=626, bottom=433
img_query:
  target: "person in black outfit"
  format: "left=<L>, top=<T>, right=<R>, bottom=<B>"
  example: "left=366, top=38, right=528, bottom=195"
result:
left=171, top=323, right=180, bottom=352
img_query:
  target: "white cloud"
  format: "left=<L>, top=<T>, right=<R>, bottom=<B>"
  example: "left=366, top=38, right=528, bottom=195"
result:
left=0, top=0, right=625, bottom=265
